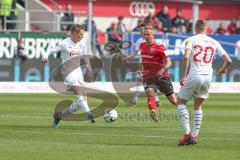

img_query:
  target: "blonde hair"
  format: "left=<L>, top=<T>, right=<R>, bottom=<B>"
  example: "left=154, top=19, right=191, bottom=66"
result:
left=144, top=26, right=153, bottom=30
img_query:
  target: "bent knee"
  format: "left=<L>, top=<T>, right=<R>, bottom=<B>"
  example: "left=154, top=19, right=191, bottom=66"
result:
left=167, top=94, right=177, bottom=105
left=145, top=87, right=155, bottom=97
left=177, top=96, right=187, bottom=105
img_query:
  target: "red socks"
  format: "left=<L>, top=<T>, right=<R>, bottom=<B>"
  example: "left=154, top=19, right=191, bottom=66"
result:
left=148, top=96, right=156, bottom=111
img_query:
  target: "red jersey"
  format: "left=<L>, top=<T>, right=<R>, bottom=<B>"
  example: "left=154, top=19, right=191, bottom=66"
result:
left=140, top=40, right=169, bottom=80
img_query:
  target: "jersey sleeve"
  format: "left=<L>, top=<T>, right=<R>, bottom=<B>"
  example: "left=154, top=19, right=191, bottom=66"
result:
left=157, top=44, right=168, bottom=58
left=43, top=41, right=63, bottom=59
left=81, top=45, right=88, bottom=55
left=161, top=44, right=168, bottom=57
left=215, top=41, right=227, bottom=56
left=184, top=38, right=193, bottom=51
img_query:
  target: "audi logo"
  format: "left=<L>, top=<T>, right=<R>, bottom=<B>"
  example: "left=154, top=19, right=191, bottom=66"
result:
left=129, top=2, right=155, bottom=17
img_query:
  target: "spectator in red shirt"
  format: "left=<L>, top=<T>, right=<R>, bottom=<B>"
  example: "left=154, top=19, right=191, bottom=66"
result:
left=215, top=22, right=227, bottom=34
left=227, top=19, right=238, bottom=34
left=139, top=26, right=177, bottom=122
left=206, top=23, right=214, bottom=34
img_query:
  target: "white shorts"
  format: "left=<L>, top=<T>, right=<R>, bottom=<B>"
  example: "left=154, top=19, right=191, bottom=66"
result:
left=178, top=74, right=212, bottom=101
left=64, top=67, right=86, bottom=92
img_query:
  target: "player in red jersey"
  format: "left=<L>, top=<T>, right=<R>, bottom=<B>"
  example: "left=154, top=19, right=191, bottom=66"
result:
left=140, top=26, right=177, bottom=122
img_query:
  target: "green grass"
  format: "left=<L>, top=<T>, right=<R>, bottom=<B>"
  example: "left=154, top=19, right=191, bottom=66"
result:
left=0, top=93, right=240, bottom=160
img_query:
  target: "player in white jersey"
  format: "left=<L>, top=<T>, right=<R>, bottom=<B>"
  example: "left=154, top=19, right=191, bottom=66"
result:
left=177, top=20, right=232, bottom=145
left=42, top=24, right=95, bottom=128
left=122, top=24, right=160, bottom=106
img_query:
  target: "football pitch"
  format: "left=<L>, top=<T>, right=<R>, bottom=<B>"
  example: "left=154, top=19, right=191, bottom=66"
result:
left=0, top=93, right=239, bottom=160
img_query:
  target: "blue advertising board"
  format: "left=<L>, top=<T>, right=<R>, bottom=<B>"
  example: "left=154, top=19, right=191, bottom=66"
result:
left=124, top=33, right=240, bottom=60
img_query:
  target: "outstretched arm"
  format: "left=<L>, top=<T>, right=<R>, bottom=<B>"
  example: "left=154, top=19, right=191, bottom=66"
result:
left=42, top=45, right=62, bottom=63
left=121, top=51, right=139, bottom=62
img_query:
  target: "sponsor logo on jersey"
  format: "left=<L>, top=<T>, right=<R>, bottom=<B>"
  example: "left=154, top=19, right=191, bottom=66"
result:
left=142, top=54, right=153, bottom=58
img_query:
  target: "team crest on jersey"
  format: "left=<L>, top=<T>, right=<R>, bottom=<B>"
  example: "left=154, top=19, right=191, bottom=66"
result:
left=150, top=48, right=155, bottom=54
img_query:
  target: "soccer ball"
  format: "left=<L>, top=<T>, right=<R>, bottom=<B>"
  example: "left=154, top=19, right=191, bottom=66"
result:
left=103, top=108, right=118, bottom=122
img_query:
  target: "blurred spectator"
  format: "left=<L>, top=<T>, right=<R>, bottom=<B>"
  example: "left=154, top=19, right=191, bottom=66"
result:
left=227, top=19, right=238, bottom=34
left=171, top=8, right=187, bottom=33
left=133, top=18, right=144, bottom=32
left=31, top=24, right=39, bottom=31
left=157, top=21, right=164, bottom=33
left=15, top=38, right=28, bottom=63
left=215, top=22, right=227, bottom=34
left=117, top=16, right=127, bottom=38
left=179, top=25, right=187, bottom=34
left=56, top=5, right=63, bottom=31
left=170, top=26, right=177, bottom=34
left=106, top=22, right=122, bottom=43
left=206, top=23, right=214, bottom=34
left=60, top=4, right=74, bottom=31
left=83, top=18, right=103, bottom=56
left=0, top=0, right=17, bottom=30
left=186, top=19, right=193, bottom=33
left=56, top=5, right=63, bottom=16
left=144, top=9, right=158, bottom=31
left=156, top=5, right=171, bottom=32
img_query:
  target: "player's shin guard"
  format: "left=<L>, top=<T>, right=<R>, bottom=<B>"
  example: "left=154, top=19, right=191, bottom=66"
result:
left=148, top=96, right=156, bottom=111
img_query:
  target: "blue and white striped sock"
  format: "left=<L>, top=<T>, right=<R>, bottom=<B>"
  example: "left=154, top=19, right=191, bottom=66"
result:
left=192, top=110, right=203, bottom=137
left=177, top=104, right=190, bottom=135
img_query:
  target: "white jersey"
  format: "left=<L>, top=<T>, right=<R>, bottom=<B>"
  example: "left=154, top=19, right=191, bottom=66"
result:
left=44, top=37, right=92, bottom=76
left=184, top=34, right=227, bottom=76
left=45, top=37, right=88, bottom=64
left=44, top=37, right=92, bottom=89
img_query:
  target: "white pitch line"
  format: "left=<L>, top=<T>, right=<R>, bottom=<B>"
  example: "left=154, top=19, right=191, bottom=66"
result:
left=0, top=129, right=240, bottom=142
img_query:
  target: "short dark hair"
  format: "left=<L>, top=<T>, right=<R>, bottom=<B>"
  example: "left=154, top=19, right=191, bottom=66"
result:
left=70, top=24, right=85, bottom=34
left=195, top=19, right=207, bottom=32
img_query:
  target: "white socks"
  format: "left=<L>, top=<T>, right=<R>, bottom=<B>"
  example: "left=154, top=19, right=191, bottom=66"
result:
left=132, top=91, right=141, bottom=102
left=62, top=94, right=90, bottom=116
left=177, top=105, right=203, bottom=137
left=154, top=94, right=159, bottom=103
left=177, top=104, right=190, bottom=135
left=192, top=110, right=203, bottom=137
